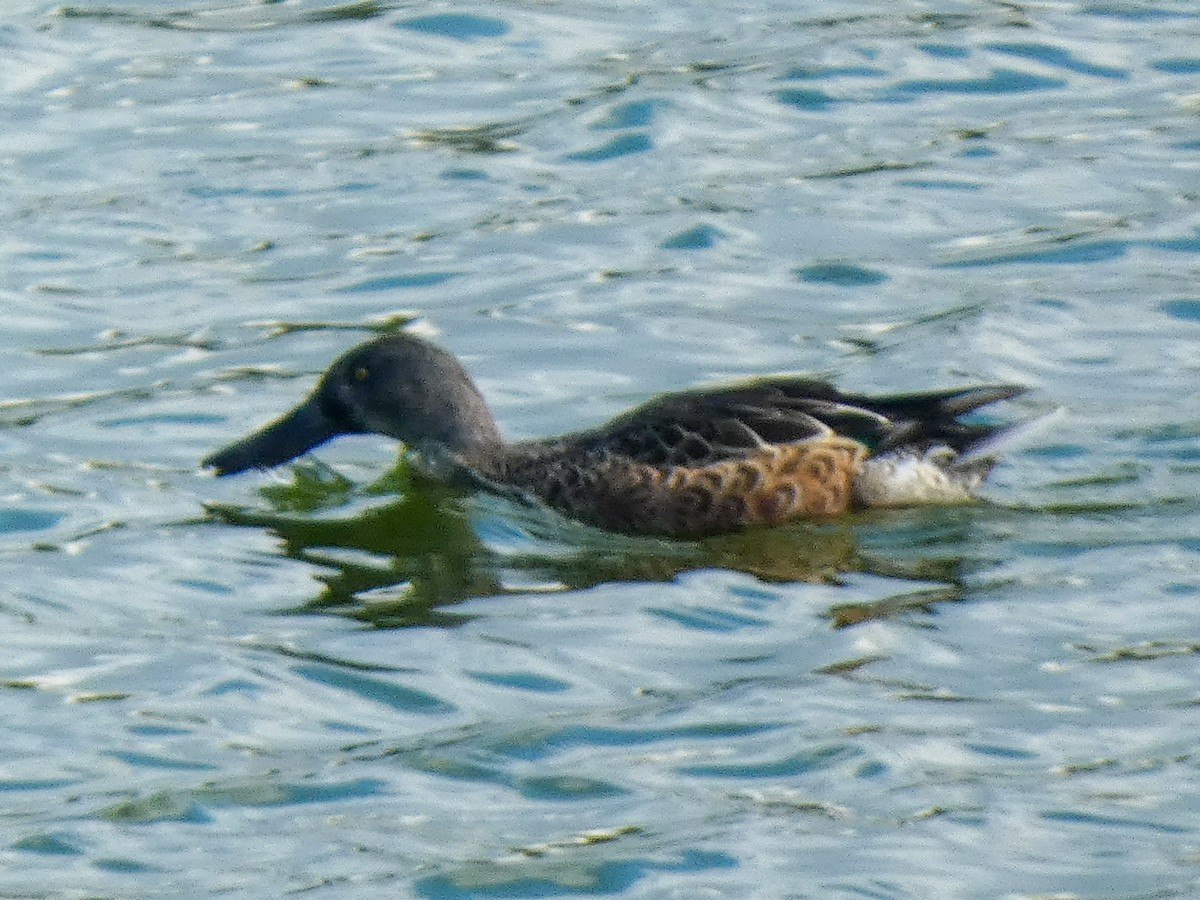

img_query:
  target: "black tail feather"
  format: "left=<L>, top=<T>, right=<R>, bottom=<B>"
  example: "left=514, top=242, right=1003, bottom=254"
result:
left=865, top=384, right=1027, bottom=454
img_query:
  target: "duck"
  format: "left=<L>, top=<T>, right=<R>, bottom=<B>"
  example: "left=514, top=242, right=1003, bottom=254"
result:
left=202, top=332, right=1025, bottom=538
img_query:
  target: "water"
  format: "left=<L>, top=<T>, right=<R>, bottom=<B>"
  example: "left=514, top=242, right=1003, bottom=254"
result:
left=2, top=0, right=1199, bottom=896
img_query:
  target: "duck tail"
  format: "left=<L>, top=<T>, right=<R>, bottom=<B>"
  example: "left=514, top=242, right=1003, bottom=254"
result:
left=953, top=403, right=1062, bottom=463
left=850, top=385, right=1038, bottom=508
left=870, top=384, right=1027, bottom=456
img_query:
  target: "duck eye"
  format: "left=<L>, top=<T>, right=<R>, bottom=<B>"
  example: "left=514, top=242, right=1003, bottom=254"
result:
left=354, top=366, right=370, bottom=382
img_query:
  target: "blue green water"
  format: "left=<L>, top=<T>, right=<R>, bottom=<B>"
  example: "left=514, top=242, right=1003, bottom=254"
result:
left=2, top=1, right=1199, bottom=896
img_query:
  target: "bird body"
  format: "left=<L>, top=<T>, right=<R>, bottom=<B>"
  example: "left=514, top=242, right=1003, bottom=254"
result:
left=203, top=332, right=1024, bottom=538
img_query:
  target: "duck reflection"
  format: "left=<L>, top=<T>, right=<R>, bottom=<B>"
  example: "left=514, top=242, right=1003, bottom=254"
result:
left=205, top=460, right=966, bottom=629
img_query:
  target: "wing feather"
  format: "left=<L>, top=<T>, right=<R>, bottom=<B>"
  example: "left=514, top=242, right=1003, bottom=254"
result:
left=507, top=377, right=1025, bottom=469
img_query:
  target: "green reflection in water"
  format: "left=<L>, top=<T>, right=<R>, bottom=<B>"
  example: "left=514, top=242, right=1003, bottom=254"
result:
left=206, top=459, right=967, bottom=630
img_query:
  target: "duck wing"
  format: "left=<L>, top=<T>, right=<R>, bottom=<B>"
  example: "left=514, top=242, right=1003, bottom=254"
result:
left=551, top=378, right=1026, bottom=468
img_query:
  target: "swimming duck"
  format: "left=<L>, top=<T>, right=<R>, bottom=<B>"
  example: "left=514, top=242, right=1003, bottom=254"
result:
left=203, top=332, right=1025, bottom=537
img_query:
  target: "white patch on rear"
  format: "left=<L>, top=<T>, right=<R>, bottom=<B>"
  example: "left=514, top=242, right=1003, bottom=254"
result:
left=853, top=446, right=989, bottom=507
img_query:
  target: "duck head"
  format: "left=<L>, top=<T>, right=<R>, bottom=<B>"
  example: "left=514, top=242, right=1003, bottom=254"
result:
left=202, top=333, right=504, bottom=476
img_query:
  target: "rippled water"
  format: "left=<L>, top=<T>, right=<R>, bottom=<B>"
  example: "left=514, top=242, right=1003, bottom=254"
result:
left=2, top=0, right=1199, bottom=896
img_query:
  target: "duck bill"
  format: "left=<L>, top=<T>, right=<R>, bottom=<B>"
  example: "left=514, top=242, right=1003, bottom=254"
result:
left=202, top=400, right=342, bottom=476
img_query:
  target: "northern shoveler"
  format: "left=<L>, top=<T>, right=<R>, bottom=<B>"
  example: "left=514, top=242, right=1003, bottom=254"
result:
left=202, top=332, right=1025, bottom=537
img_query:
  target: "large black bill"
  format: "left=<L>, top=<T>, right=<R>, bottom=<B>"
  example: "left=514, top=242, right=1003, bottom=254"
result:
left=202, top=401, right=341, bottom=477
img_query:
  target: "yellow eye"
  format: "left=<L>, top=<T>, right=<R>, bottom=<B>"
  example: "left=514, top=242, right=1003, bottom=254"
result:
left=354, top=366, right=370, bottom=382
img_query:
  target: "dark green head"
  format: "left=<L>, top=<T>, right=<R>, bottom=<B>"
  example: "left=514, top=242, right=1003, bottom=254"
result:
left=202, top=333, right=504, bottom=476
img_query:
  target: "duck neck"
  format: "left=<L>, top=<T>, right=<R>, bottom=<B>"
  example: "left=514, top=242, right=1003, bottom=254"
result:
left=407, top=414, right=507, bottom=487
left=372, top=372, right=506, bottom=461
left=442, top=415, right=505, bottom=459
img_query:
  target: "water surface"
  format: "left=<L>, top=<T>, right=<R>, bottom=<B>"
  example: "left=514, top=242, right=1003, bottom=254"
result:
left=2, top=0, right=1199, bottom=897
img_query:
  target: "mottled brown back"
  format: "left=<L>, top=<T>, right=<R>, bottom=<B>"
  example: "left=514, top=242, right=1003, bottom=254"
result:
left=487, top=436, right=867, bottom=537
